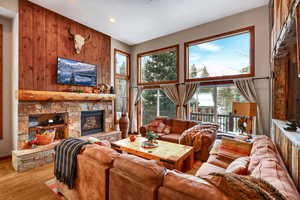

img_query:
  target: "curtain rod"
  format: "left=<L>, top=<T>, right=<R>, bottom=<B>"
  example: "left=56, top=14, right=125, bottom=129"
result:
left=130, top=76, right=270, bottom=88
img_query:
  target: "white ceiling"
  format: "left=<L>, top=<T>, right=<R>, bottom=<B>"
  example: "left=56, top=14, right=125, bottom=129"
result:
left=29, top=0, right=268, bottom=45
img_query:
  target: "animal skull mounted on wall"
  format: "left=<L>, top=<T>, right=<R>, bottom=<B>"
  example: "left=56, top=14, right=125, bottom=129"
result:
left=68, top=28, right=91, bottom=54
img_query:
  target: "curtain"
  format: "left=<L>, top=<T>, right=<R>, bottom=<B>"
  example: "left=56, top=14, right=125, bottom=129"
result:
left=162, top=85, right=181, bottom=118
left=234, top=79, right=264, bottom=135
left=130, top=86, right=143, bottom=133
left=163, top=83, right=197, bottom=120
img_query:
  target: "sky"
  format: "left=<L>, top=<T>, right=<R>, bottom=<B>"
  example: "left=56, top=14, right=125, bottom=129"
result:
left=189, top=32, right=250, bottom=77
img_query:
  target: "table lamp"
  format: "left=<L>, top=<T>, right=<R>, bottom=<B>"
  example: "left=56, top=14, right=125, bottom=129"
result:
left=232, top=102, right=257, bottom=134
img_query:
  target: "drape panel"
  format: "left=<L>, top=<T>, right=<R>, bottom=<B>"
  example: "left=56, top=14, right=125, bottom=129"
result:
left=130, top=86, right=143, bottom=132
left=163, top=83, right=197, bottom=120
left=234, top=79, right=264, bottom=135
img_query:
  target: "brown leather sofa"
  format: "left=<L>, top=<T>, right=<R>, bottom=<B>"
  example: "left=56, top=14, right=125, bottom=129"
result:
left=56, top=136, right=300, bottom=200
left=140, top=117, right=217, bottom=161
left=195, top=135, right=300, bottom=200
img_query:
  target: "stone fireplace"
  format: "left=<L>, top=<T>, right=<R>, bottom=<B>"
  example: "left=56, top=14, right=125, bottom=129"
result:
left=13, top=98, right=121, bottom=171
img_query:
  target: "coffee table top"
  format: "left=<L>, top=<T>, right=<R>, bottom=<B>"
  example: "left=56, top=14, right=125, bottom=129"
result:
left=112, top=136, right=193, bottom=162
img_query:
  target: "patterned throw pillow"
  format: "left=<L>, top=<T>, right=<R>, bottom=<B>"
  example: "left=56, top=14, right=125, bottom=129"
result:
left=162, top=125, right=171, bottom=134
left=218, top=137, right=252, bottom=160
left=147, top=120, right=161, bottom=132
left=225, top=156, right=250, bottom=175
left=156, top=122, right=166, bottom=133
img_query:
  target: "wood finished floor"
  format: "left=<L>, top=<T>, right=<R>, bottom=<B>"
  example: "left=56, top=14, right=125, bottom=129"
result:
left=0, top=158, right=58, bottom=200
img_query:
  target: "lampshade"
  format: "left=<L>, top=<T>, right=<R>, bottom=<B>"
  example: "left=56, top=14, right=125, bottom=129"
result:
left=232, top=102, right=256, bottom=117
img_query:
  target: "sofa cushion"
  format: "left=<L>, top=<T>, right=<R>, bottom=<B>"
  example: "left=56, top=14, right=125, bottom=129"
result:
left=160, top=133, right=181, bottom=143
left=251, top=135, right=276, bottom=155
left=195, top=163, right=226, bottom=177
left=170, top=119, right=190, bottom=134
left=82, top=144, right=120, bottom=165
left=248, top=136, right=279, bottom=173
left=162, top=170, right=228, bottom=200
left=113, top=154, right=166, bottom=185
left=218, top=137, right=252, bottom=160
left=251, top=159, right=300, bottom=200
left=225, top=156, right=250, bottom=175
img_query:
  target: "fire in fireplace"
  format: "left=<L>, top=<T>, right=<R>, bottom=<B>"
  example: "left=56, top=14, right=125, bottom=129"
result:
left=81, top=110, right=104, bottom=136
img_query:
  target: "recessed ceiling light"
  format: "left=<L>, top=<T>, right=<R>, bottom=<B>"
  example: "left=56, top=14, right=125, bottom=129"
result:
left=109, top=17, right=116, bottom=23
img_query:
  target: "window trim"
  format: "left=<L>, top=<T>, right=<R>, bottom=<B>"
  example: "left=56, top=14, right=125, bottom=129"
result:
left=114, top=49, right=131, bottom=126
left=184, top=26, right=255, bottom=82
left=137, top=44, right=179, bottom=86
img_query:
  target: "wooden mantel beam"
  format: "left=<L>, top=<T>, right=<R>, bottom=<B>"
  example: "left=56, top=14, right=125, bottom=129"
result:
left=18, top=90, right=116, bottom=102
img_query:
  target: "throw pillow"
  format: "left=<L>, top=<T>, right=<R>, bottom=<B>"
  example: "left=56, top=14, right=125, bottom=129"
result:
left=225, top=156, right=250, bottom=175
left=218, top=137, right=252, bottom=160
left=147, top=120, right=161, bottom=132
left=162, top=125, right=171, bottom=134
left=156, top=121, right=166, bottom=133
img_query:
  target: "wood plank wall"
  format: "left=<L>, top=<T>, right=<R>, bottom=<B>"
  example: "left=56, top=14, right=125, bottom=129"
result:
left=272, top=57, right=289, bottom=120
left=0, top=24, right=2, bottom=140
left=19, top=0, right=111, bottom=92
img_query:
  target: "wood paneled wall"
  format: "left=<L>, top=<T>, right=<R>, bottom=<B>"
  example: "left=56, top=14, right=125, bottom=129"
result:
left=272, top=57, right=289, bottom=120
left=0, top=24, right=2, bottom=140
left=19, top=0, right=111, bottom=92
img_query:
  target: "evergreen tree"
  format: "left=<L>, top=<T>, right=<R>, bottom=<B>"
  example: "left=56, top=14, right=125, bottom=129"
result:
left=142, top=50, right=177, bottom=124
left=200, top=66, right=209, bottom=78
left=119, top=62, right=126, bottom=74
left=190, top=64, right=198, bottom=78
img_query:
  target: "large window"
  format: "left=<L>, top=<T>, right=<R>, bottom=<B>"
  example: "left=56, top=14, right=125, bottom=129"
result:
left=137, top=45, right=179, bottom=85
left=185, top=27, right=255, bottom=82
left=141, top=89, right=176, bottom=125
left=114, top=49, right=130, bottom=119
left=190, top=84, right=246, bottom=133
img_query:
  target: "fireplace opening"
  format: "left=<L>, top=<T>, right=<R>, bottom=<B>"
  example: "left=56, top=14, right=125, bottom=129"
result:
left=81, top=110, right=104, bottom=136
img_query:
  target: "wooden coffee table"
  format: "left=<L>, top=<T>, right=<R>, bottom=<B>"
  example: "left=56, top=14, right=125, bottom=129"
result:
left=111, top=136, right=194, bottom=172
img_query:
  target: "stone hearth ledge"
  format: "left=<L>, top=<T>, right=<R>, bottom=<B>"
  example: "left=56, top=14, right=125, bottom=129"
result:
left=12, top=131, right=121, bottom=172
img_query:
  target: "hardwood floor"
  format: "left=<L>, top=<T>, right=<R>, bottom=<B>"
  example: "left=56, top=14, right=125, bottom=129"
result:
left=0, top=158, right=58, bottom=200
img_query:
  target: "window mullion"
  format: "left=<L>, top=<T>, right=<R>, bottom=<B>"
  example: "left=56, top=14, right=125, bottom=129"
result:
left=157, top=89, right=160, bottom=116
left=214, top=86, right=218, bottom=123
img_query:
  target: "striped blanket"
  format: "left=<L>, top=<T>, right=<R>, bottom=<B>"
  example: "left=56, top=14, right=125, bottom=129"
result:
left=54, top=138, right=90, bottom=189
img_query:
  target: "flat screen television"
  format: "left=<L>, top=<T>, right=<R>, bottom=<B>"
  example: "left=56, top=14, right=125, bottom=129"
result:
left=57, top=57, right=97, bottom=86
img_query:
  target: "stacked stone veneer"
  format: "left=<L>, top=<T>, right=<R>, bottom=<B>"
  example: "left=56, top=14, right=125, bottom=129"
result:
left=13, top=100, right=121, bottom=172
left=18, top=101, right=115, bottom=149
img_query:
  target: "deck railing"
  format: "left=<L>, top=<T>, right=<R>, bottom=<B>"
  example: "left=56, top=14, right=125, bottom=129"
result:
left=190, top=112, right=243, bottom=133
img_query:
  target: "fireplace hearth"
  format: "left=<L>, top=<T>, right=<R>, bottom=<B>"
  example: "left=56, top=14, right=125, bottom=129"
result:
left=81, top=110, right=104, bottom=136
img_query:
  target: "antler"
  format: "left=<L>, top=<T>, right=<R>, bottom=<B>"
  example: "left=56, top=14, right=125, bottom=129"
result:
left=85, top=34, right=91, bottom=41
left=68, top=28, right=75, bottom=37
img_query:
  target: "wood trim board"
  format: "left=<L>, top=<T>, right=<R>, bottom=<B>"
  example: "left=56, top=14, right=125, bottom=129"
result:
left=184, top=26, right=255, bottom=82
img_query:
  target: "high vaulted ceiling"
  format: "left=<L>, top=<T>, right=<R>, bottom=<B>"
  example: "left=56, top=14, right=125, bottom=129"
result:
left=29, top=0, right=268, bottom=45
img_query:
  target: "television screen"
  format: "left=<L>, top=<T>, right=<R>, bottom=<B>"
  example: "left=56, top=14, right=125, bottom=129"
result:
left=57, top=58, right=97, bottom=86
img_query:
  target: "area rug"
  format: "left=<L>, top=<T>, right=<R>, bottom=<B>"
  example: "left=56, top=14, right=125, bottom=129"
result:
left=45, top=178, right=65, bottom=199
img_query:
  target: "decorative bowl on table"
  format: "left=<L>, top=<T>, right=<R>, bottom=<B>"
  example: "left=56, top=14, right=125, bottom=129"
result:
left=142, top=141, right=158, bottom=149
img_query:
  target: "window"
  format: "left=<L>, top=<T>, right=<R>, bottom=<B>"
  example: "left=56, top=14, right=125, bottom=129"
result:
left=114, top=49, right=130, bottom=119
left=185, top=27, right=254, bottom=82
left=137, top=45, right=179, bottom=85
left=141, top=89, right=176, bottom=125
left=190, top=84, right=246, bottom=133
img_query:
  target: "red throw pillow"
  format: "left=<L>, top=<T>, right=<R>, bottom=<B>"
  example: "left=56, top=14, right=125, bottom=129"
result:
left=225, top=157, right=250, bottom=175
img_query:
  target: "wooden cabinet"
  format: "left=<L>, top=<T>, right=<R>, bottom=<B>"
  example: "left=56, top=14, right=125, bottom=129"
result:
left=271, top=119, right=300, bottom=191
